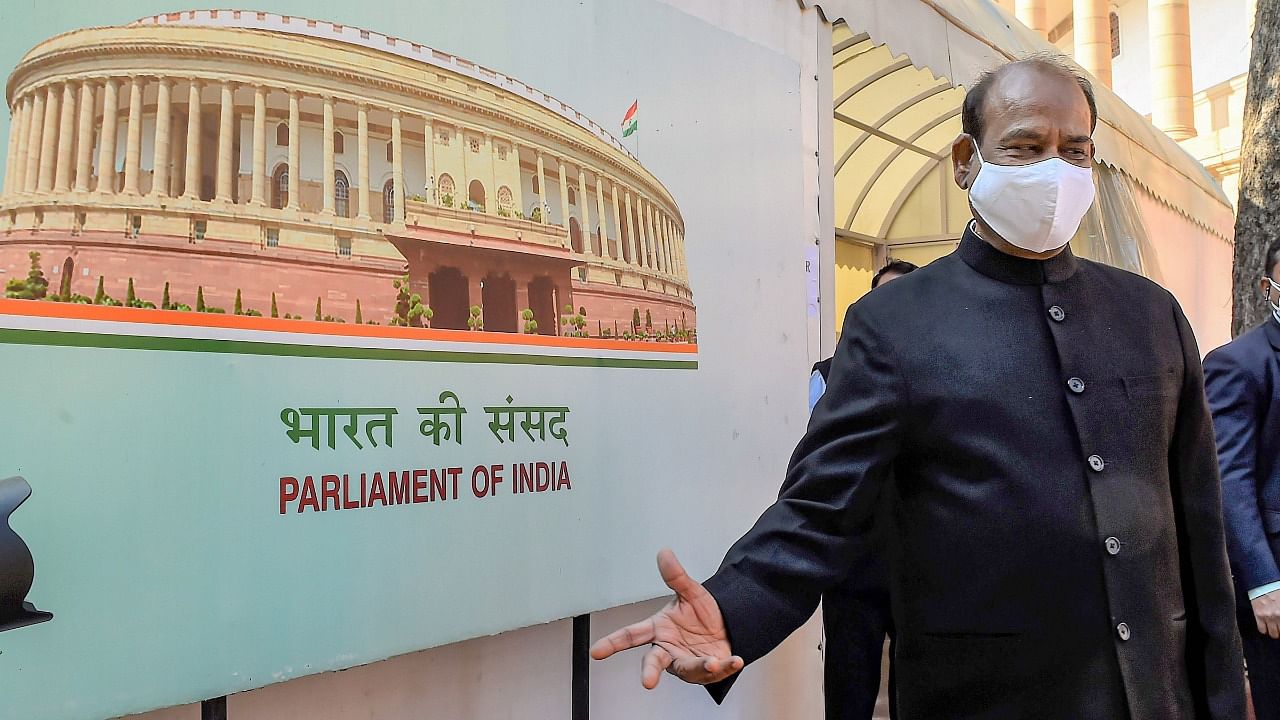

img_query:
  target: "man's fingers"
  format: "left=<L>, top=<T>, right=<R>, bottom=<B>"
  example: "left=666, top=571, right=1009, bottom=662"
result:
left=590, top=619, right=655, bottom=660
left=657, top=548, right=707, bottom=602
left=667, top=654, right=745, bottom=685
left=1269, top=618, right=1280, bottom=641
left=641, top=645, right=672, bottom=690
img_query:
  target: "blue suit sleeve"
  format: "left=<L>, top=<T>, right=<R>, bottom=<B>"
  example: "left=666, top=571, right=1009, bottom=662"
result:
left=1204, top=347, right=1280, bottom=594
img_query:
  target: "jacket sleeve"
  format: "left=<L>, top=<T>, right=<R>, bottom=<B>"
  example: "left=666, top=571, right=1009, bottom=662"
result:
left=1169, top=300, right=1247, bottom=719
left=1204, top=342, right=1280, bottom=595
left=701, top=302, right=906, bottom=702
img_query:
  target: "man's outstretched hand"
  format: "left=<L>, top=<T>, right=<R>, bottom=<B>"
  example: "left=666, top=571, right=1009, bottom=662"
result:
left=589, top=549, right=745, bottom=689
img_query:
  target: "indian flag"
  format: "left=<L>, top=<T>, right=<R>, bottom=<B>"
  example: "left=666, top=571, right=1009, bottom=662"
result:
left=621, top=100, right=638, bottom=138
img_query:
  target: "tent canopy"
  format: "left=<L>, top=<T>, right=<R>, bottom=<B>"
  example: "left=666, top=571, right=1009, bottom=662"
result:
left=812, top=0, right=1235, bottom=246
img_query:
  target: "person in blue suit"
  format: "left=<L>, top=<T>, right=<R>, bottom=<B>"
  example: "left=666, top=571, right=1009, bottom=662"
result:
left=1205, top=238, right=1280, bottom=719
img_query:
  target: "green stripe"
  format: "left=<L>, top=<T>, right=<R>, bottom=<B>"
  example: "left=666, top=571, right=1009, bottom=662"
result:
left=0, top=328, right=698, bottom=370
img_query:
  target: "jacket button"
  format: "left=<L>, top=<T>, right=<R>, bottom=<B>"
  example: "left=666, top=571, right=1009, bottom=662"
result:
left=1116, top=622, right=1131, bottom=641
left=1105, top=537, right=1121, bottom=555
left=1049, top=305, right=1066, bottom=322
left=1067, top=377, right=1086, bottom=394
left=1088, top=455, right=1106, bottom=472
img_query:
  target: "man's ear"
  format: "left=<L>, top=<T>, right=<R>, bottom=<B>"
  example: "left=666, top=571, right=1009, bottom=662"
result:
left=1261, top=277, right=1273, bottom=298
left=953, top=134, right=976, bottom=190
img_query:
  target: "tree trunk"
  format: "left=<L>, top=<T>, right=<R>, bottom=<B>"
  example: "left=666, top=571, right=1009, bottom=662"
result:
left=1231, top=0, right=1280, bottom=337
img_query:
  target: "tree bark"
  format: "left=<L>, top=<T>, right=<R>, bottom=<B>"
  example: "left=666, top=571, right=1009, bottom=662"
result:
left=1231, top=0, right=1280, bottom=337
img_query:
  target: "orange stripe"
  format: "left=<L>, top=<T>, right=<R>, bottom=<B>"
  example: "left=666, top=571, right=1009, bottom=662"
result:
left=0, top=298, right=698, bottom=354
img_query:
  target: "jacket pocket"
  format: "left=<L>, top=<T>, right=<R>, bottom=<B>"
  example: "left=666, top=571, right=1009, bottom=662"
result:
left=1124, top=371, right=1180, bottom=398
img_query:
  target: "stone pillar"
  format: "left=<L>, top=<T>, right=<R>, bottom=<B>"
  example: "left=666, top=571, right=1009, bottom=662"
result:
left=37, top=84, right=60, bottom=193
left=54, top=82, right=76, bottom=192
left=623, top=190, right=638, bottom=266
left=391, top=111, right=404, bottom=223
left=486, top=134, right=497, bottom=214
left=639, top=196, right=653, bottom=268
left=423, top=118, right=435, bottom=202
left=577, top=166, right=591, bottom=256
left=24, top=89, right=46, bottom=194
left=356, top=104, right=371, bottom=220
left=122, top=77, right=144, bottom=195
left=322, top=96, right=335, bottom=215
left=593, top=170, right=608, bottom=258
left=4, top=99, right=20, bottom=197
left=250, top=85, right=267, bottom=206
left=74, top=81, right=95, bottom=192
left=557, top=158, right=570, bottom=231
left=1150, top=0, right=1196, bottom=140
left=535, top=151, right=547, bottom=222
left=287, top=91, right=300, bottom=210
left=1015, top=0, right=1049, bottom=37
left=215, top=80, right=234, bottom=202
left=151, top=78, right=173, bottom=198
left=181, top=80, right=202, bottom=199
left=609, top=178, right=623, bottom=261
left=12, top=95, right=33, bottom=194
left=513, top=144, right=526, bottom=215
left=1073, top=0, right=1113, bottom=88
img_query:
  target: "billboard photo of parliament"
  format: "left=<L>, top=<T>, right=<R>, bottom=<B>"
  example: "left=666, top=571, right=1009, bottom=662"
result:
left=0, top=10, right=695, bottom=341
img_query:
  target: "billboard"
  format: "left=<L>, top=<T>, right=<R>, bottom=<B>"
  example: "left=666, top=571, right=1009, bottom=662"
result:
left=0, top=1, right=813, bottom=717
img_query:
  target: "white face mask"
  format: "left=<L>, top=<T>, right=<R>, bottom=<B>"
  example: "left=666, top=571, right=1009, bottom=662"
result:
left=967, top=140, right=1096, bottom=254
left=1266, top=278, right=1280, bottom=325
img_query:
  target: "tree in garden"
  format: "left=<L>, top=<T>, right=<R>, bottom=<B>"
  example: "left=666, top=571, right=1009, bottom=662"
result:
left=355, top=299, right=363, bottom=325
left=315, top=297, right=323, bottom=321
left=390, top=275, right=432, bottom=327
left=94, top=276, right=106, bottom=305
left=270, top=292, right=279, bottom=318
left=522, top=308, right=538, bottom=334
left=126, top=278, right=137, bottom=305
left=196, top=286, right=206, bottom=312
left=645, top=309, right=653, bottom=330
left=4, top=251, right=49, bottom=300
left=58, top=261, right=72, bottom=300
left=632, top=308, right=641, bottom=332
left=161, top=282, right=171, bottom=310
left=234, top=289, right=243, bottom=315
left=467, top=304, right=483, bottom=331
left=1231, top=0, right=1280, bottom=336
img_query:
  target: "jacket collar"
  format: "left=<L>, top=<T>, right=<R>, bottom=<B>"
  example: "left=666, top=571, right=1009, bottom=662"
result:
left=1264, top=316, right=1280, bottom=352
left=957, top=222, right=1079, bottom=286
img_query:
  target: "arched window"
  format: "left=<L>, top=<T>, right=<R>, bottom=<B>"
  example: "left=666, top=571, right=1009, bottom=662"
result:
left=497, top=186, right=514, bottom=212
left=335, top=171, right=350, bottom=218
left=275, top=122, right=288, bottom=146
left=383, top=180, right=397, bottom=223
left=1109, top=12, right=1121, bottom=58
left=568, top=187, right=577, bottom=206
left=334, top=131, right=345, bottom=155
left=272, top=164, right=289, bottom=209
left=386, top=141, right=393, bottom=163
left=468, top=179, right=486, bottom=212
left=438, top=173, right=456, bottom=205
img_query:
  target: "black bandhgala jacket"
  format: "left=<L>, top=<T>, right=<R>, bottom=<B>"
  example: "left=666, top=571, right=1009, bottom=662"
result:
left=703, top=228, right=1245, bottom=719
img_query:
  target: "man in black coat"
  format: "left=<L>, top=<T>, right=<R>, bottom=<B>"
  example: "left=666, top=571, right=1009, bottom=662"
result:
left=1205, top=239, right=1280, bottom=718
left=591, top=56, right=1245, bottom=719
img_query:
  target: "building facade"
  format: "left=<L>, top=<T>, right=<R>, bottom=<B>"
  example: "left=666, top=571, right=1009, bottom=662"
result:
left=1000, top=0, right=1254, bottom=210
left=0, top=10, right=695, bottom=337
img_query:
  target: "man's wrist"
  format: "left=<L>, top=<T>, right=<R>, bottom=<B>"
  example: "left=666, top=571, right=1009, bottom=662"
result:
left=1248, top=581, right=1280, bottom=601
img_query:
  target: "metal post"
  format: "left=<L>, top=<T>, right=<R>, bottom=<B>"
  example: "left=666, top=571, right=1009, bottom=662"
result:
left=201, top=697, right=227, bottom=720
left=572, top=614, right=590, bottom=720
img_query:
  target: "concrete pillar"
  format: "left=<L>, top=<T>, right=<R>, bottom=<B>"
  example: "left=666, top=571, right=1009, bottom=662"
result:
left=1016, top=0, right=1050, bottom=37
left=486, top=133, right=497, bottom=213
left=577, top=166, right=591, bottom=256
left=593, top=170, right=608, bottom=257
left=37, top=84, right=60, bottom=192
left=609, top=178, right=623, bottom=260
left=122, top=77, right=144, bottom=195
left=322, top=97, right=335, bottom=214
left=391, top=111, right=404, bottom=223
left=12, top=95, right=33, bottom=195
left=557, top=158, right=570, bottom=231
left=513, top=144, right=526, bottom=216
left=1150, top=0, right=1196, bottom=140
left=4, top=99, right=20, bottom=197
left=1073, top=0, right=1113, bottom=88
left=623, top=190, right=638, bottom=266
left=287, top=91, right=300, bottom=210
left=250, top=85, right=267, bottom=206
left=215, top=80, right=234, bottom=201
left=181, top=80, right=202, bottom=199
left=423, top=118, right=435, bottom=203
left=24, top=89, right=46, bottom=194
left=73, top=81, right=95, bottom=192
left=151, top=78, right=173, bottom=198
left=356, top=104, right=371, bottom=220
left=535, top=151, right=547, bottom=222
left=54, top=82, right=76, bottom=192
